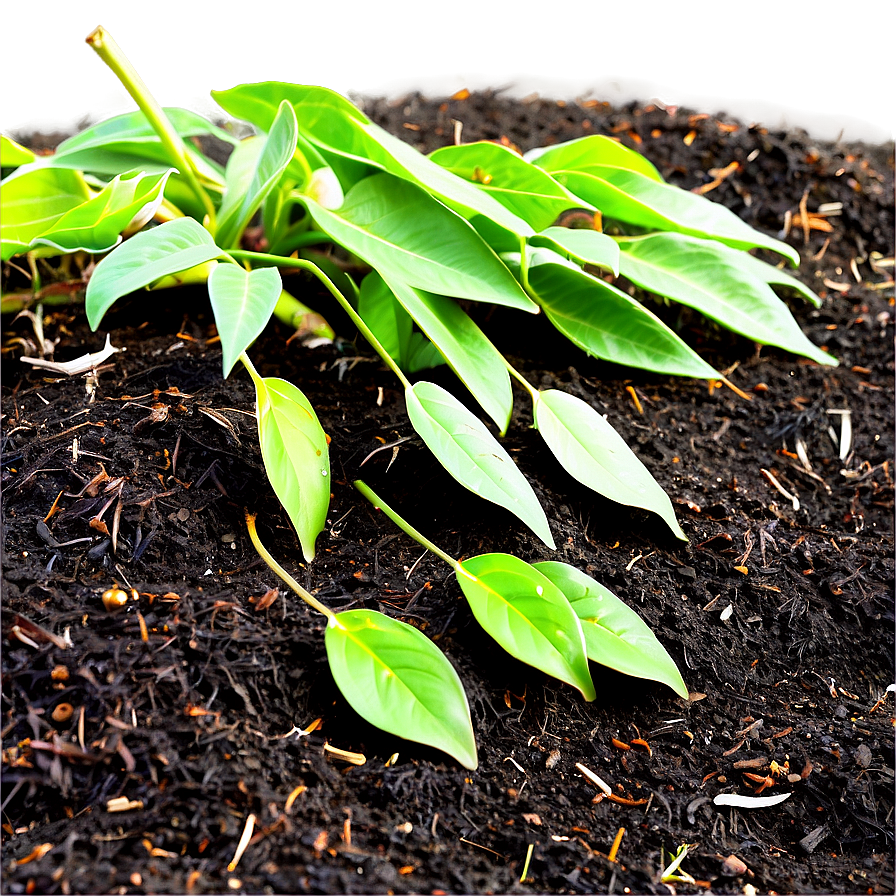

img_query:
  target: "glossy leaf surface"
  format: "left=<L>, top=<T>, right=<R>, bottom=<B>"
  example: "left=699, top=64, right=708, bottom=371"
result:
left=533, top=561, right=688, bottom=699
left=1, top=135, right=36, bottom=167
left=618, top=233, right=835, bottom=365
left=457, top=554, right=594, bottom=700
left=526, top=134, right=664, bottom=181
left=208, top=264, right=283, bottom=376
left=405, top=381, right=554, bottom=548
left=530, top=225, right=620, bottom=274
left=534, top=389, right=687, bottom=541
left=253, top=375, right=330, bottom=562
left=325, top=609, right=477, bottom=769
left=85, top=217, right=222, bottom=329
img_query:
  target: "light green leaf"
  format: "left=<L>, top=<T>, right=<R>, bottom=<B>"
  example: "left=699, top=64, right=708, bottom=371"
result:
left=1, top=135, right=36, bottom=167
left=303, top=172, right=536, bottom=311
left=456, top=554, right=594, bottom=700
left=510, top=250, right=720, bottom=379
left=381, top=272, right=513, bottom=433
left=533, top=561, right=688, bottom=699
left=617, top=233, right=835, bottom=365
left=526, top=134, right=664, bottom=181
left=533, top=389, right=686, bottom=541
left=208, top=264, right=283, bottom=376
left=530, top=226, right=620, bottom=275
left=215, top=101, right=298, bottom=248
left=735, top=250, right=823, bottom=308
left=430, top=141, right=588, bottom=231
left=85, top=217, right=222, bottom=329
left=325, top=608, right=477, bottom=769
left=405, top=381, right=554, bottom=549
left=252, top=375, right=330, bottom=562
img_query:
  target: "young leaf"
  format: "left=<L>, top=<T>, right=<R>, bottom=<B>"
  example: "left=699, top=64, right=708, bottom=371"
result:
left=85, top=217, right=222, bottom=329
left=215, top=100, right=298, bottom=248
left=532, top=561, right=688, bottom=699
left=1, top=134, right=36, bottom=167
left=530, top=226, right=620, bottom=275
left=533, top=389, right=687, bottom=541
left=456, top=554, right=595, bottom=700
left=302, top=173, right=536, bottom=311
left=430, top=141, right=588, bottom=231
left=251, top=374, right=330, bottom=562
left=405, top=381, right=555, bottom=549
left=208, top=264, right=283, bottom=376
left=380, top=272, right=514, bottom=433
left=617, top=233, right=836, bottom=365
left=526, top=134, right=664, bottom=182
left=325, top=608, right=477, bottom=769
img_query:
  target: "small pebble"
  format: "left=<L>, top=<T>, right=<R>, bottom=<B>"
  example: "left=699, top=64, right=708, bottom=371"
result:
left=176, top=508, right=191, bottom=522
left=854, top=743, right=873, bottom=768
left=720, top=854, right=748, bottom=877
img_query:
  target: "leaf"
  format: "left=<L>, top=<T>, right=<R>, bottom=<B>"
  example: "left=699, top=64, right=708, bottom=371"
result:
left=1, top=134, right=36, bottom=167
left=208, top=264, right=283, bottom=376
left=252, top=375, right=330, bottom=562
left=429, top=141, right=588, bottom=231
left=512, top=250, right=720, bottom=379
left=713, top=792, right=792, bottom=809
left=526, top=134, right=664, bottom=182
left=456, top=554, right=594, bottom=700
left=533, top=389, right=687, bottom=541
left=303, top=172, right=536, bottom=311
left=324, top=608, right=477, bottom=769
left=405, top=381, right=554, bottom=548
left=358, top=270, right=415, bottom=364
left=617, top=233, right=835, bottom=365
left=530, top=226, right=620, bottom=275
left=215, top=101, right=298, bottom=248
left=735, top=250, right=823, bottom=308
left=380, top=272, right=513, bottom=433
left=532, top=561, right=688, bottom=698
left=85, top=217, right=222, bottom=329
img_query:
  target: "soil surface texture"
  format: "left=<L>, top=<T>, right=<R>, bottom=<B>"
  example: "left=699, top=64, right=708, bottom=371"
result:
left=2, top=93, right=894, bottom=895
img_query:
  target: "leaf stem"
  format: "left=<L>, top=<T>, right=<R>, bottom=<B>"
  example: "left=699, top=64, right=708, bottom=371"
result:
left=245, top=511, right=336, bottom=623
left=353, top=480, right=459, bottom=570
left=85, top=26, right=216, bottom=228
left=229, top=250, right=411, bottom=388
left=504, top=360, right=540, bottom=402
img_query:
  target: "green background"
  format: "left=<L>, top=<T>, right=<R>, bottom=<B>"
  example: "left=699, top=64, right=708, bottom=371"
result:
left=0, top=0, right=896, bottom=135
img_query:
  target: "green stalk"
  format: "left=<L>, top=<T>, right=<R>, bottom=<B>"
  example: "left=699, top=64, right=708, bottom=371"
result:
left=353, top=480, right=459, bottom=570
left=245, top=511, right=337, bottom=623
left=86, top=26, right=216, bottom=228
left=504, top=359, right=540, bottom=402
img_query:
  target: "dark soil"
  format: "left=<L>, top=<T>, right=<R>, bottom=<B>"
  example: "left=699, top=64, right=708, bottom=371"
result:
left=2, top=93, right=894, bottom=895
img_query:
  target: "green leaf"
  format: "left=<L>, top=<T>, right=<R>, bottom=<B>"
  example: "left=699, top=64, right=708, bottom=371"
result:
left=532, top=561, right=688, bottom=699
left=325, top=608, right=477, bottom=769
left=215, top=101, right=298, bottom=248
left=735, top=250, right=823, bottom=308
left=555, top=168, right=799, bottom=264
left=430, top=141, right=588, bottom=231
left=303, top=172, right=536, bottom=311
left=511, top=250, right=720, bottom=379
left=252, top=375, right=330, bottom=562
left=380, top=272, right=513, bottom=433
left=1, top=135, right=36, bottom=167
left=208, top=264, right=283, bottom=376
left=617, top=233, right=835, bottom=365
left=456, top=554, right=594, bottom=700
left=526, top=134, right=664, bottom=182
left=533, top=389, right=687, bottom=541
left=530, top=226, right=620, bottom=275
left=85, top=217, right=222, bottom=329
left=405, top=381, right=554, bottom=549
left=1, top=167, right=92, bottom=260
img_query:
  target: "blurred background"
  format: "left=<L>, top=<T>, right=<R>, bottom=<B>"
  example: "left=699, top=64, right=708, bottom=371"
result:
left=3, top=0, right=893, bottom=142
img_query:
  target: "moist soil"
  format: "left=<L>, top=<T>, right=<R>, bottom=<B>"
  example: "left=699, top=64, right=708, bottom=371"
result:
left=1, top=93, right=894, bottom=895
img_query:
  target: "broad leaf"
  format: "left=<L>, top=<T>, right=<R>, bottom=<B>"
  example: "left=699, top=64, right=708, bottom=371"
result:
left=456, top=554, right=595, bottom=700
left=533, top=561, right=688, bottom=699
left=617, top=233, right=835, bottom=365
left=325, top=608, right=477, bottom=769
left=533, top=389, right=687, bottom=541
left=252, top=375, right=330, bottom=562
left=215, top=101, right=298, bottom=248
left=526, top=134, right=664, bottom=182
left=85, top=217, right=222, bottom=329
left=509, top=250, right=720, bottom=379
left=405, top=381, right=554, bottom=549
left=430, top=141, right=587, bottom=231
left=1, top=135, right=36, bottom=167
left=736, top=250, right=823, bottom=308
left=208, top=264, right=283, bottom=376
left=303, top=172, right=536, bottom=311
left=530, top=226, right=620, bottom=275
left=381, top=272, right=513, bottom=433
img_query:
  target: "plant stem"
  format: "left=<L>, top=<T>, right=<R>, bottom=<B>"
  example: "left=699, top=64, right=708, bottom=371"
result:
left=229, top=250, right=411, bottom=388
left=504, top=360, right=540, bottom=402
left=245, top=511, right=337, bottom=623
left=85, top=26, right=216, bottom=228
left=353, top=481, right=459, bottom=570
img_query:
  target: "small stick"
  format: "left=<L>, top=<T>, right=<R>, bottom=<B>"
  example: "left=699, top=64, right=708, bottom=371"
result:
left=607, top=827, right=625, bottom=863
left=227, top=813, right=256, bottom=871
left=21, top=334, right=122, bottom=376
